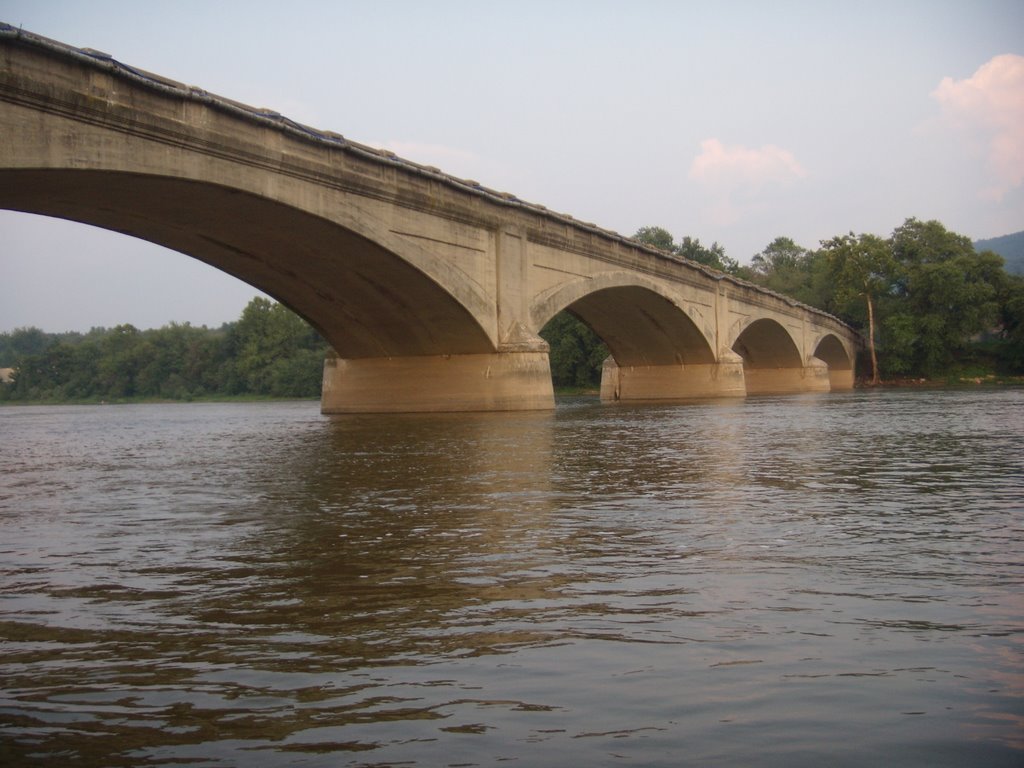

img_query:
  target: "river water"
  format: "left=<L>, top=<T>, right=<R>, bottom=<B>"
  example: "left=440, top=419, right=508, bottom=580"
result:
left=1, top=389, right=1022, bottom=767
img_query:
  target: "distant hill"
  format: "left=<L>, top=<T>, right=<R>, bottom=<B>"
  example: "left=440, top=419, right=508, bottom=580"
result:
left=975, top=230, right=1024, bottom=275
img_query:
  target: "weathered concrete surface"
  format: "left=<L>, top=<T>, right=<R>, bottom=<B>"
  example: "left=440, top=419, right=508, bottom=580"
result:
left=322, top=351, right=555, bottom=413
left=599, top=354, right=747, bottom=402
left=744, top=357, right=832, bottom=396
left=0, top=26, right=861, bottom=412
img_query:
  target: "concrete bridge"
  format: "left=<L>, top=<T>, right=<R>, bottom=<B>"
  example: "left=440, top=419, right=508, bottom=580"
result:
left=0, top=26, right=859, bottom=413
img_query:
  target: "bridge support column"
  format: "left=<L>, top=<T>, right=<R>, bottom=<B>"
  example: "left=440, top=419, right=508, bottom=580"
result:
left=599, top=352, right=747, bottom=402
left=744, top=355, right=832, bottom=395
left=828, top=367, right=855, bottom=391
left=321, top=347, right=555, bottom=414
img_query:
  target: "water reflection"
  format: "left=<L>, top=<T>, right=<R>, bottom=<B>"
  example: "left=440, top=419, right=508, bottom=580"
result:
left=212, top=410, right=570, bottom=666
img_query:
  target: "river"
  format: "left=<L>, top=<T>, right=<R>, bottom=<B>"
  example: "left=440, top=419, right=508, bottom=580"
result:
left=1, top=389, right=1022, bottom=766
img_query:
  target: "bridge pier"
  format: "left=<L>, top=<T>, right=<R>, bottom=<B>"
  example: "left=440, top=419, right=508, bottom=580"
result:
left=600, top=354, right=841, bottom=401
left=743, top=356, right=832, bottom=395
left=599, top=353, right=747, bottom=402
left=321, top=350, right=555, bottom=414
left=827, top=367, right=856, bottom=391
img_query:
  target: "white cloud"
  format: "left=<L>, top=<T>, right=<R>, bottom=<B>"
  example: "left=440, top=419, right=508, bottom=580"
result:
left=687, top=139, right=807, bottom=229
left=932, top=54, right=1024, bottom=201
left=689, top=138, right=807, bottom=189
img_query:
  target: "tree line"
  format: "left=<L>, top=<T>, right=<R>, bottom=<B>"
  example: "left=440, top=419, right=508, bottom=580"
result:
left=0, top=297, right=329, bottom=402
left=3, top=217, right=1022, bottom=402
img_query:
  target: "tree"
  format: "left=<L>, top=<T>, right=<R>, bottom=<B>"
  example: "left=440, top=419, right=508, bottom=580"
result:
left=96, top=324, right=143, bottom=398
left=814, top=218, right=1012, bottom=381
left=748, top=237, right=833, bottom=310
left=0, top=298, right=329, bottom=402
left=0, top=326, right=51, bottom=366
left=890, top=217, right=975, bottom=267
left=226, top=298, right=328, bottom=396
left=632, top=227, right=742, bottom=275
left=751, top=236, right=804, bottom=276
left=994, top=274, right=1024, bottom=371
left=540, top=312, right=607, bottom=389
left=821, top=232, right=895, bottom=385
left=888, top=219, right=1005, bottom=376
left=633, top=226, right=676, bottom=252
left=677, top=236, right=741, bottom=274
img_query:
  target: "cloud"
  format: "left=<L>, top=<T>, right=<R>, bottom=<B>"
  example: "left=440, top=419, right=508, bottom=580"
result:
left=689, top=138, right=807, bottom=189
left=687, top=139, right=807, bottom=228
left=932, top=54, right=1024, bottom=201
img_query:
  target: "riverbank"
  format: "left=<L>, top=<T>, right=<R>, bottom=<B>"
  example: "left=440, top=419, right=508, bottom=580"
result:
left=865, top=374, right=1024, bottom=388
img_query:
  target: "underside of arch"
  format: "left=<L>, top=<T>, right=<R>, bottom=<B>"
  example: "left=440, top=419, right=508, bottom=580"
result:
left=813, top=334, right=853, bottom=370
left=571, top=287, right=715, bottom=366
left=533, top=282, right=749, bottom=401
left=0, top=169, right=495, bottom=359
left=732, top=318, right=803, bottom=369
left=534, top=281, right=716, bottom=366
left=732, top=318, right=829, bottom=395
left=814, top=333, right=856, bottom=390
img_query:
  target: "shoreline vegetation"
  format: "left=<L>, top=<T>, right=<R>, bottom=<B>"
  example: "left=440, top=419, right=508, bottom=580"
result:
left=3, top=219, right=1022, bottom=405
left=872, top=374, right=1024, bottom=388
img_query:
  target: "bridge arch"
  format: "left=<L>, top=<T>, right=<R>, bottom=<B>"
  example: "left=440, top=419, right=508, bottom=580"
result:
left=813, top=332, right=856, bottom=390
left=730, top=317, right=830, bottom=395
left=731, top=317, right=804, bottom=368
left=530, top=272, right=716, bottom=366
left=1, top=168, right=497, bottom=359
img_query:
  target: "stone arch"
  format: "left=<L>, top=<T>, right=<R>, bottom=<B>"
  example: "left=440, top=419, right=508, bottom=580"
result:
left=531, top=272, right=716, bottom=366
left=0, top=169, right=496, bottom=359
left=813, top=332, right=856, bottom=390
left=731, top=318, right=828, bottom=395
left=731, top=318, right=803, bottom=368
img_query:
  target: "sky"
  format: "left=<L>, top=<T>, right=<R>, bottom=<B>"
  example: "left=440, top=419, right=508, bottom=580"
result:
left=1, top=0, right=1023, bottom=332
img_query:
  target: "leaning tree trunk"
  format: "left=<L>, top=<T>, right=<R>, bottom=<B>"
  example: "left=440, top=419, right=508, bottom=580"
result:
left=865, top=292, right=880, bottom=386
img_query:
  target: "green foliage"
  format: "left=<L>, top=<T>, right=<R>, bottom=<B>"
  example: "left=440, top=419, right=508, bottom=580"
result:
left=993, top=274, right=1024, bottom=371
left=0, top=299, right=330, bottom=403
left=746, top=219, right=1023, bottom=381
left=633, top=226, right=744, bottom=276
left=0, top=326, right=49, bottom=365
left=540, top=312, right=607, bottom=389
left=891, top=217, right=975, bottom=266
left=884, top=220, right=1005, bottom=377
left=630, top=219, right=1024, bottom=383
left=225, top=298, right=327, bottom=396
left=750, top=237, right=833, bottom=309
left=676, top=236, right=742, bottom=274
left=823, top=232, right=894, bottom=308
left=633, top=226, right=676, bottom=253
left=819, top=232, right=894, bottom=384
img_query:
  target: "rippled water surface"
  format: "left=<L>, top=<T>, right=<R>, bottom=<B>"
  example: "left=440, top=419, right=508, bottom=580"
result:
left=1, top=390, right=1022, bottom=766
